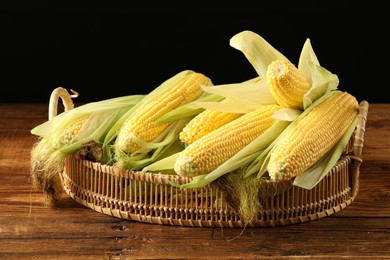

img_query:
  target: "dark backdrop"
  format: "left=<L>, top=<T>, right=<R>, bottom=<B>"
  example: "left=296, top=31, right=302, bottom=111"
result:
left=1, top=2, right=388, bottom=103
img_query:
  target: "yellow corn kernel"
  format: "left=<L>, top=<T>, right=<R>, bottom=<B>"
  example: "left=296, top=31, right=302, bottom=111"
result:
left=117, top=72, right=211, bottom=153
left=267, top=91, right=359, bottom=181
left=179, top=99, right=242, bottom=145
left=266, top=59, right=311, bottom=109
left=174, top=104, right=280, bottom=177
left=52, top=114, right=90, bottom=148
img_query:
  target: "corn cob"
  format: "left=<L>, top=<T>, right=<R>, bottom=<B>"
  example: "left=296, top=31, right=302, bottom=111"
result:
left=174, top=104, right=280, bottom=177
left=116, top=72, right=210, bottom=154
left=267, top=91, right=359, bottom=181
left=266, top=59, right=311, bottom=109
left=179, top=98, right=243, bottom=146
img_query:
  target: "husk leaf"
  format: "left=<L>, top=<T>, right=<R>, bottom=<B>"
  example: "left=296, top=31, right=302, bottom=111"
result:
left=229, top=30, right=288, bottom=77
left=155, top=93, right=223, bottom=124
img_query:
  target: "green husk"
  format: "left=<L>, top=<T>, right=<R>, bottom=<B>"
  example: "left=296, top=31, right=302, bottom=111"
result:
left=191, top=76, right=277, bottom=112
left=229, top=31, right=339, bottom=111
left=229, top=30, right=287, bottom=77
left=30, top=94, right=144, bottom=206
left=112, top=117, right=189, bottom=170
left=155, top=93, right=224, bottom=124
left=157, top=76, right=272, bottom=122
left=141, top=150, right=180, bottom=174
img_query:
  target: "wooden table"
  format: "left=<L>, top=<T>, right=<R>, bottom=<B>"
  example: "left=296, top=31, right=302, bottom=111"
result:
left=1, top=102, right=389, bottom=259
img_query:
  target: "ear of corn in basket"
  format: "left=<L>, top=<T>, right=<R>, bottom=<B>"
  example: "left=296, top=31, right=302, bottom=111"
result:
left=230, top=30, right=339, bottom=110
left=292, top=109, right=359, bottom=190
left=116, top=71, right=209, bottom=153
left=173, top=103, right=281, bottom=177
left=30, top=90, right=144, bottom=205
left=266, top=90, right=359, bottom=184
left=266, top=59, right=311, bottom=110
left=104, top=70, right=213, bottom=170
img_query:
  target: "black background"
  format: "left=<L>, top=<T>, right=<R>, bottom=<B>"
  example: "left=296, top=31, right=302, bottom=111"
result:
left=0, top=2, right=388, bottom=103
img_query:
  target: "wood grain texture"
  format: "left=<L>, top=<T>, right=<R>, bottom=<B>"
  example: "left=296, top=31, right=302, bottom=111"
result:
left=0, top=103, right=389, bottom=259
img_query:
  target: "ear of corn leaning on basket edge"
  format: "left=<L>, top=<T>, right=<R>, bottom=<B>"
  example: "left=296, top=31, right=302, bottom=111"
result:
left=30, top=88, right=145, bottom=205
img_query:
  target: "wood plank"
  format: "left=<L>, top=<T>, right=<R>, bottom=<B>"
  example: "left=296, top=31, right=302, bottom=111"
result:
left=1, top=215, right=389, bottom=259
left=0, top=103, right=48, bottom=130
left=362, top=103, right=390, bottom=164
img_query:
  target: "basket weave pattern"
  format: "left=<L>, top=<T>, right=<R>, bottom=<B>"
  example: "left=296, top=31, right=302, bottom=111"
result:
left=60, top=101, right=368, bottom=228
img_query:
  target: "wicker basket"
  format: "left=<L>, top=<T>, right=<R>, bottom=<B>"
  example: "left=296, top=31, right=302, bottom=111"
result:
left=59, top=100, right=369, bottom=228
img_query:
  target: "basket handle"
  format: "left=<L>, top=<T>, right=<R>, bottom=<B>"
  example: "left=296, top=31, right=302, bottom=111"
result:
left=350, top=100, right=369, bottom=197
left=353, top=100, right=369, bottom=160
left=48, top=87, right=79, bottom=120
